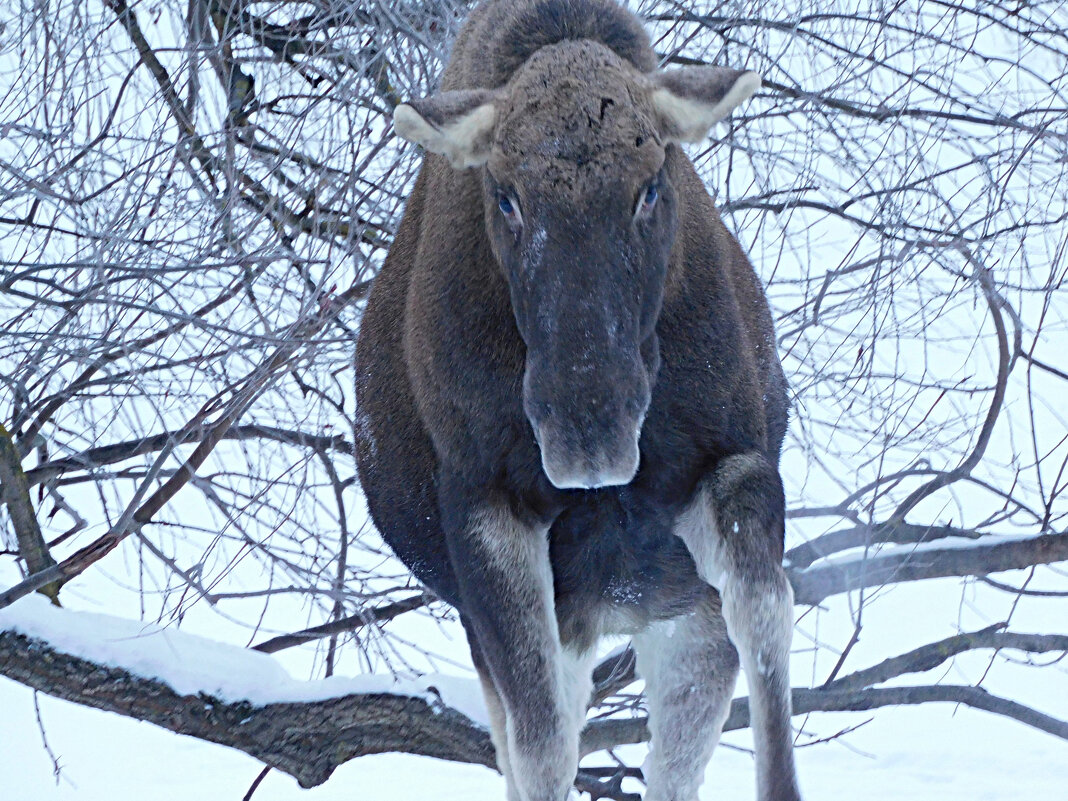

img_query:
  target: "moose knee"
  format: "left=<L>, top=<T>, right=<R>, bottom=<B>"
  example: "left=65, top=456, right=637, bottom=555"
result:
left=706, top=452, right=786, bottom=560
left=676, top=451, right=787, bottom=589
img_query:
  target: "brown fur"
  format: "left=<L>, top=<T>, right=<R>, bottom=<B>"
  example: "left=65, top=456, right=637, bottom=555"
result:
left=355, top=2, right=799, bottom=799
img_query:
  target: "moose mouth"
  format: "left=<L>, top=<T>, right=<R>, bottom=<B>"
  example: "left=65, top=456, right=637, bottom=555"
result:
left=532, top=418, right=643, bottom=490
left=523, top=349, right=651, bottom=490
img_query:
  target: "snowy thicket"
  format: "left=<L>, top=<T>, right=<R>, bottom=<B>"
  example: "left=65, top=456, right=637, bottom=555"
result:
left=1, top=1, right=1065, bottom=798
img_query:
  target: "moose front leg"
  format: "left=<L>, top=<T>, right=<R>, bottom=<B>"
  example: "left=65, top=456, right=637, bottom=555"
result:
left=445, top=494, right=588, bottom=801
left=466, top=630, right=522, bottom=801
left=676, top=452, right=802, bottom=801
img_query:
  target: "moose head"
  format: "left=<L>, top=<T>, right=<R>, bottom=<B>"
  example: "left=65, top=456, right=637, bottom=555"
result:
left=394, top=42, right=759, bottom=489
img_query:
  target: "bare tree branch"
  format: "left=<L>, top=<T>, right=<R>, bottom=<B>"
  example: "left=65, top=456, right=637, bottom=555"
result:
left=0, top=629, right=496, bottom=788
left=582, top=683, right=1068, bottom=756
left=0, top=425, right=58, bottom=600
left=827, top=625, right=1068, bottom=693
left=790, top=534, right=1068, bottom=606
left=252, top=594, right=427, bottom=654
left=0, top=284, right=366, bottom=611
left=24, top=424, right=354, bottom=487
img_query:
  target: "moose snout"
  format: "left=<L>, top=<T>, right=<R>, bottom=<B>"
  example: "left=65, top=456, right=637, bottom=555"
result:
left=523, top=357, right=650, bottom=490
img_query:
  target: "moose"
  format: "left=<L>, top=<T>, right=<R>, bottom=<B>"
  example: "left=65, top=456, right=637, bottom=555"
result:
left=354, top=1, right=801, bottom=800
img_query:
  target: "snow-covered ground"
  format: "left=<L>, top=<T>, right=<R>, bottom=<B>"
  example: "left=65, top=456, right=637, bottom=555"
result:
left=2, top=578, right=1066, bottom=801
left=3, top=670, right=1066, bottom=801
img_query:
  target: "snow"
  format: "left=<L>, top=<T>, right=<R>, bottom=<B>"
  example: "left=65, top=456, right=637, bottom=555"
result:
left=3, top=678, right=1066, bottom=801
left=0, top=594, right=488, bottom=723
left=794, top=531, right=1046, bottom=572
left=2, top=577, right=1067, bottom=799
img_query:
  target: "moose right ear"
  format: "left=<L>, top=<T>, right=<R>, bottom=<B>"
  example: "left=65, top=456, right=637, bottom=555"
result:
left=393, top=89, right=500, bottom=169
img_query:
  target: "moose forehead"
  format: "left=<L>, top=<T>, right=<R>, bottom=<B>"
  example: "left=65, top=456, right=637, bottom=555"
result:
left=489, top=41, right=664, bottom=193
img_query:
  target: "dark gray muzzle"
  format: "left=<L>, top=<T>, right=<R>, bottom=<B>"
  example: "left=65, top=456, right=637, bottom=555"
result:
left=523, top=349, right=650, bottom=490
left=510, top=215, right=661, bottom=491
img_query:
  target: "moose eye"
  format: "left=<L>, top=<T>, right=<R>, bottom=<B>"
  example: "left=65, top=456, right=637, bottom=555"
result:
left=497, top=190, right=523, bottom=235
left=636, top=182, right=659, bottom=217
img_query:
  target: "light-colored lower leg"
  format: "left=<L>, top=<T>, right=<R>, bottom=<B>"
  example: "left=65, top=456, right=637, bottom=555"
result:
left=720, top=569, right=800, bottom=801
left=477, top=671, right=521, bottom=801
left=633, top=604, right=739, bottom=801
left=559, top=644, right=597, bottom=744
left=462, top=503, right=614, bottom=801
left=504, top=642, right=597, bottom=801
left=459, top=503, right=580, bottom=801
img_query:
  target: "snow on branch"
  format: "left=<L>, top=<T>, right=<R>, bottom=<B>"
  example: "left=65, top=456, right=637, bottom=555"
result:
left=0, top=626, right=495, bottom=787
left=0, top=596, right=494, bottom=787
left=788, top=533, right=1068, bottom=606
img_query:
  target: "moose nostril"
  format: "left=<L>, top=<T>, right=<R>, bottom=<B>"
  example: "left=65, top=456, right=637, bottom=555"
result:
left=535, top=421, right=642, bottom=490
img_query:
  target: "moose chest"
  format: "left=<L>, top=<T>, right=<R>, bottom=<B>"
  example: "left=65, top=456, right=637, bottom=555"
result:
left=544, top=477, right=710, bottom=648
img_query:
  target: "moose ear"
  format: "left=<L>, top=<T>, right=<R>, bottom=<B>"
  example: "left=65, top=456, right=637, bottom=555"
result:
left=393, top=89, right=500, bottom=169
left=650, top=67, right=761, bottom=143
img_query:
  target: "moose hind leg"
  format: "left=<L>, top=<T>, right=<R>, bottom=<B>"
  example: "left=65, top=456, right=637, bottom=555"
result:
left=632, top=596, right=739, bottom=801
left=676, top=453, right=802, bottom=801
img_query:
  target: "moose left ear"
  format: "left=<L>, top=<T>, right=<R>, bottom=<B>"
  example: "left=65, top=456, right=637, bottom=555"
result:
left=650, top=67, right=761, bottom=143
